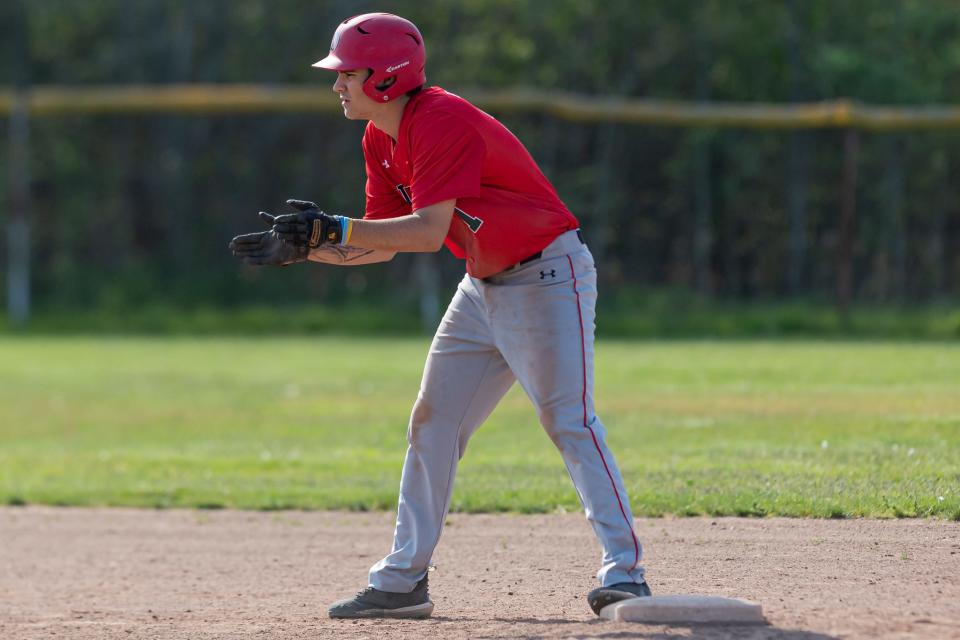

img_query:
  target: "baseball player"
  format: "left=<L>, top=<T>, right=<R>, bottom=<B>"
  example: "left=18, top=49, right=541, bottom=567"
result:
left=229, top=12, right=650, bottom=619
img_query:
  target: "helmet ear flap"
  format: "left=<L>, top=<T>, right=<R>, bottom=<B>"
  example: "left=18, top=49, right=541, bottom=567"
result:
left=374, top=76, right=397, bottom=92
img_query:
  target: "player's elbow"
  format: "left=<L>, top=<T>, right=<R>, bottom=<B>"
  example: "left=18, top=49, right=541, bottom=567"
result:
left=406, top=232, right=443, bottom=253
left=423, top=233, right=445, bottom=253
left=410, top=237, right=443, bottom=253
left=412, top=215, right=448, bottom=252
left=411, top=201, right=454, bottom=253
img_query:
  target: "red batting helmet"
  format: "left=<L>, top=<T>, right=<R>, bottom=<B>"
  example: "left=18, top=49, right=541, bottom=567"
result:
left=313, top=13, right=426, bottom=103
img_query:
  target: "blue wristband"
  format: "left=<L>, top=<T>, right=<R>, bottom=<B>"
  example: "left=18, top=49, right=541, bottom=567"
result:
left=336, top=215, right=349, bottom=245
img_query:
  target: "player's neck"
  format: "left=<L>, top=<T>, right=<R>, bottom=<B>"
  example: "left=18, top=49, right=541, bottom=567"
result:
left=369, top=94, right=411, bottom=141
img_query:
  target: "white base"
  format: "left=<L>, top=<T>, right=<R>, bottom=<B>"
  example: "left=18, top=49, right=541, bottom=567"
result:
left=599, top=595, right=765, bottom=625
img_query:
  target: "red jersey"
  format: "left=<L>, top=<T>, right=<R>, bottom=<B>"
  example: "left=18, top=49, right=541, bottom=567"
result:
left=362, top=87, right=579, bottom=278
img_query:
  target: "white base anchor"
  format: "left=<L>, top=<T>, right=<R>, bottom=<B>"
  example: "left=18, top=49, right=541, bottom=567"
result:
left=600, top=594, right=766, bottom=624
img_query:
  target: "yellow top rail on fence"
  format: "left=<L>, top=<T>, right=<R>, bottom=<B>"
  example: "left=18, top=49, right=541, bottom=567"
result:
left=1, top=85, right=960, bottom=130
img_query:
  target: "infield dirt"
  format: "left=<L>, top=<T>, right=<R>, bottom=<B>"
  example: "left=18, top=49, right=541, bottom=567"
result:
left=1, top=507, right=957, bottom=639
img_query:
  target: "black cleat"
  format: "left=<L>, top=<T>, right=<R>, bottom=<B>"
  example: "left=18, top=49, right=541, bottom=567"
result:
left=328, top=575, right=433, bottom=619
left=587, top=580, right=652, bottom=615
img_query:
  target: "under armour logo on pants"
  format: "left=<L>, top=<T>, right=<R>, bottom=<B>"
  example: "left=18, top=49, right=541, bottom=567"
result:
left=540, top=270, right=556, bottom=279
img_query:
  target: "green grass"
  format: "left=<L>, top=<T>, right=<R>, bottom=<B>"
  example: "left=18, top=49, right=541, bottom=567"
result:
left=4, top=299, right=959, bottom=339
left=0, top=337, right=957, bottom=518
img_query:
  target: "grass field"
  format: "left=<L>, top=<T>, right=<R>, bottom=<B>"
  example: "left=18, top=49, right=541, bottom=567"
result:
left=0, top=337, right=957, bottom=519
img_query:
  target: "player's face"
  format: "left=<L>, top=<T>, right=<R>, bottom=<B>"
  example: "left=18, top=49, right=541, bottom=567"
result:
left=332, top=70, right=378, bottom=120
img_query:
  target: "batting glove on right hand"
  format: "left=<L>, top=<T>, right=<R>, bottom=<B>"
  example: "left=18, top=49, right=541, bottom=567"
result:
left=268, top=199, right=346, bottom=248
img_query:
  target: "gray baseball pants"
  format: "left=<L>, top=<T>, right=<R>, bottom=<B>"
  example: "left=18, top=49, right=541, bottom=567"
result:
left=368, top=229, right=645, bottom=592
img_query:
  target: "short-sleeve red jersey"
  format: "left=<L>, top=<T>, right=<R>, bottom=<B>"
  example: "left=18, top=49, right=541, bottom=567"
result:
left=362, top=87, right=578, bottom=278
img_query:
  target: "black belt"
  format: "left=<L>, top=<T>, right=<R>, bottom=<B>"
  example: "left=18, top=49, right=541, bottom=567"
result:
left=501, top=229, right=585, bottom=273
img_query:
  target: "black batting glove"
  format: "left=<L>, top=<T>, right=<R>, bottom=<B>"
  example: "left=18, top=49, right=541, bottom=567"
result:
left=269, top=199, right=344, bottom=248
left=228, top=229, right=308, bottom=266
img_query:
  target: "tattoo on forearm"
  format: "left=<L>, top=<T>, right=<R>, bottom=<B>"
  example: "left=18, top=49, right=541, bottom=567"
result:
left=309, top=244, right=377, bottom=264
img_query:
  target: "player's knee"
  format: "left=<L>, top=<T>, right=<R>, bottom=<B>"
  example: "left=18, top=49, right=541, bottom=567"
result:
left=537, top=404, right=581, bottom=434
left=538, top=407, right=570, bottom=440
left=538, top=407, right=595, bottom=452
left=407, top=398, right=434, bottom=444
left=538, top=406, right=559, bottom=432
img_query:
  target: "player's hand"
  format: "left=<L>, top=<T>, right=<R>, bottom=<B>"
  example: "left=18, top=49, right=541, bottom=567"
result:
left=267, top=199, right=344, bottom=248
left=228, top=229, right=307, bottom=266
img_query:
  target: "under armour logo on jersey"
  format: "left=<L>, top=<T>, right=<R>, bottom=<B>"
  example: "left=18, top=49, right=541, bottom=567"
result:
left=540, top=270, right=556, bottom=279
left=382, top=159, right=391, bottom=169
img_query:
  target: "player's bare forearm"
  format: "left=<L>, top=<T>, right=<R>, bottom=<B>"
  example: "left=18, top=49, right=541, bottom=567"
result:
left=307, top=245, right=396, bottom=265
left=349, top=200, right=455, bottom=253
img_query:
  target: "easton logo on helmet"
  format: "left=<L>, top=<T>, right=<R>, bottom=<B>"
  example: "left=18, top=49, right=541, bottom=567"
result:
left=386, top=61, right=410, bottom=73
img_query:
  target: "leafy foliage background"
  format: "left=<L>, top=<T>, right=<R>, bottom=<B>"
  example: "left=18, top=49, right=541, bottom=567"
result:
left=1, top=0, right=959, bottom=320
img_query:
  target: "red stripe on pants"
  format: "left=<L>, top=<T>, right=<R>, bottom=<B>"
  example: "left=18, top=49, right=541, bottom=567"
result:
left=566, top=254, right=639, bottom=571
